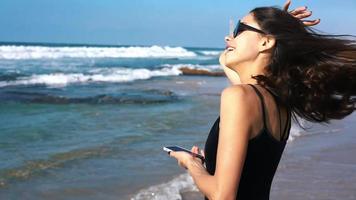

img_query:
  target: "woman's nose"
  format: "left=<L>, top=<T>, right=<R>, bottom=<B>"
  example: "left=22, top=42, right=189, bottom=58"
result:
left=225, top=36, right=232, bottom=42
left=224, top=36, right=234, bottom=47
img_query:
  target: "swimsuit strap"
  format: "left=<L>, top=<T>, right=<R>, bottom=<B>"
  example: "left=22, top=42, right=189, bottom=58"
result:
left=248, top=84, right=289, bottom=141
left=281, top=105, right=291, bottom=140
left=263, top=87, right=291, bottom=141
left=262, top=86, right=283, bottom=140
left=248, top=84, right=268, bottom=130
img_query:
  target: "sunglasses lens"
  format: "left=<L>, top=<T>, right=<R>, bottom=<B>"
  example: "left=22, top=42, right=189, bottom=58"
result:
left=231, top=20, right=266, bottom=38
left=233, top=25, right=238, bottom=37
left=233, top=22, right=242, bottom=38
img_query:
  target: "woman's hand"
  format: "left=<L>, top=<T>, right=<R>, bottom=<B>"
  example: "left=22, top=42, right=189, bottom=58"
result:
left=283, top=0, right=320, bottom=26
left=219, top=46, right=242, bottom=85
left=169, top=145, right=205, bottom=170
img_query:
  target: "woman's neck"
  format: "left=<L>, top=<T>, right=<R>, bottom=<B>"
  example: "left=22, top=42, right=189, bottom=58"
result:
left=236, top=55, right=270, bottom=85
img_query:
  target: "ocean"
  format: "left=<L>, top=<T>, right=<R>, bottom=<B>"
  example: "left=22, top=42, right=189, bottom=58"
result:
left=0, top=42, right=355, bottom=200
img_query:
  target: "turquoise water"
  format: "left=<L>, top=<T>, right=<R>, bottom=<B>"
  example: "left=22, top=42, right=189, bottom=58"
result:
left=0, top=42, right=228, bottom=199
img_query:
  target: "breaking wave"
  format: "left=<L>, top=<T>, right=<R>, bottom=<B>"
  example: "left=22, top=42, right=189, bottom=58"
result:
left=0, top=45, right=197, bottom=59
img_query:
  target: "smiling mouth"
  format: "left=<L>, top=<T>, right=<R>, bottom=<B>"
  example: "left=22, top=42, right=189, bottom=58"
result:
left=226, top=47, right=235, bottom=51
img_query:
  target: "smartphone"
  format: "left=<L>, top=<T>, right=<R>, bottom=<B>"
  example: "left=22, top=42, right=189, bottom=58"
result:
left=163, top=145, right=205, bottom=161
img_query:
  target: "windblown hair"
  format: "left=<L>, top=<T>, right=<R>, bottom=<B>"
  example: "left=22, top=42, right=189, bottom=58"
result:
left=249, top=6, right=356, bottom=129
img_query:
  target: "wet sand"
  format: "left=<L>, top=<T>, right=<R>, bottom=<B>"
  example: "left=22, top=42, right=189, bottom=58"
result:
left=181, top=113, right=356, bottom=200
left=181, top=190, right=204, bottom=200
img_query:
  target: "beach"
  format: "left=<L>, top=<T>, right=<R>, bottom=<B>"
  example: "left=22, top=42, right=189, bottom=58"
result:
left=0, top=43, right=355, bottom=200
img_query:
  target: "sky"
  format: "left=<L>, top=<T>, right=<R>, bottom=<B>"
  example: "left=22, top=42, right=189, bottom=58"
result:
left=0, top=0, right=355, bottom=48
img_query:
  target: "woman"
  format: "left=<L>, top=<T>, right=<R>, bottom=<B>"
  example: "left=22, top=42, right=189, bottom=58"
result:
left=169, top=1, right=356, bottom=200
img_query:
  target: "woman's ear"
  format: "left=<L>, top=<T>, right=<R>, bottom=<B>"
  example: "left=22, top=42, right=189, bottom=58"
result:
left=259, top=35, right=276, bottom=52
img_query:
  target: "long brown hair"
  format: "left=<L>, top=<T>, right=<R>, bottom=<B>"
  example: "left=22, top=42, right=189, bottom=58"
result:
left=250, top=7, right=356, bottom=130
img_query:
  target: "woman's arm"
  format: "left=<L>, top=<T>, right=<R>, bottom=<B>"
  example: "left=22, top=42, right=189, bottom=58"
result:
left=210, top=85, right=253, bottom=199
left=186, top=85, right=254, bottom=199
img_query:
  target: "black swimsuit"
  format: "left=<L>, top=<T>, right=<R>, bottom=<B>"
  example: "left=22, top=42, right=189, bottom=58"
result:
left=203, top=84, right=291, bottom=200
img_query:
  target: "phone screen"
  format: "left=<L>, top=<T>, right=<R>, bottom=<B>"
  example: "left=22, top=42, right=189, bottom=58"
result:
left=163, top=145, right=205, bottom=161
left=164, top=146, right=192, bottom=153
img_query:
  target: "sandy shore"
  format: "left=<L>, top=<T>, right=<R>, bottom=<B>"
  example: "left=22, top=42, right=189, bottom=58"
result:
left=180, top=113, right=356, bottom=200
left=181, top=190, right=204, bottom=200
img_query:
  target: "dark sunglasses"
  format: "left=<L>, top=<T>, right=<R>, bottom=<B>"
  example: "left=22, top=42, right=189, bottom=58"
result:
left=233, top=20, right=267, bottom=38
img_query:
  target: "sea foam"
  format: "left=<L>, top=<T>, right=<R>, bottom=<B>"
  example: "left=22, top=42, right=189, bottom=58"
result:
left=0, top=45, right=197, bottom=59
left=0, top=64, right=224, bottom=87
left=199, top=50, right=221, bottom=56
left=130, top=173, right=198, bottom=200
left=0, top=67, right=183, bottom=87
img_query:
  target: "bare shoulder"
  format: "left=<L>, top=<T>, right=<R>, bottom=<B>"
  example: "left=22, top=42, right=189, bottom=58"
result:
left=220, top=84, right=260, bottom=132
left=221, top=84, right=256, bottom=104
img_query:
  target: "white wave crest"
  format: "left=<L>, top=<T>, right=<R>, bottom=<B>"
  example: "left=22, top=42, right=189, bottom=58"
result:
left=0, top=67, right=182, bottom=87
left=130, top=173, right=199, bottom=200
left=288, top=123, right=303, bottom=142
left=199, top=50, right=221, bottom=56
left=287, top=117, right=344, bottom=142
left=0, top=45, right=197, bottom=59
